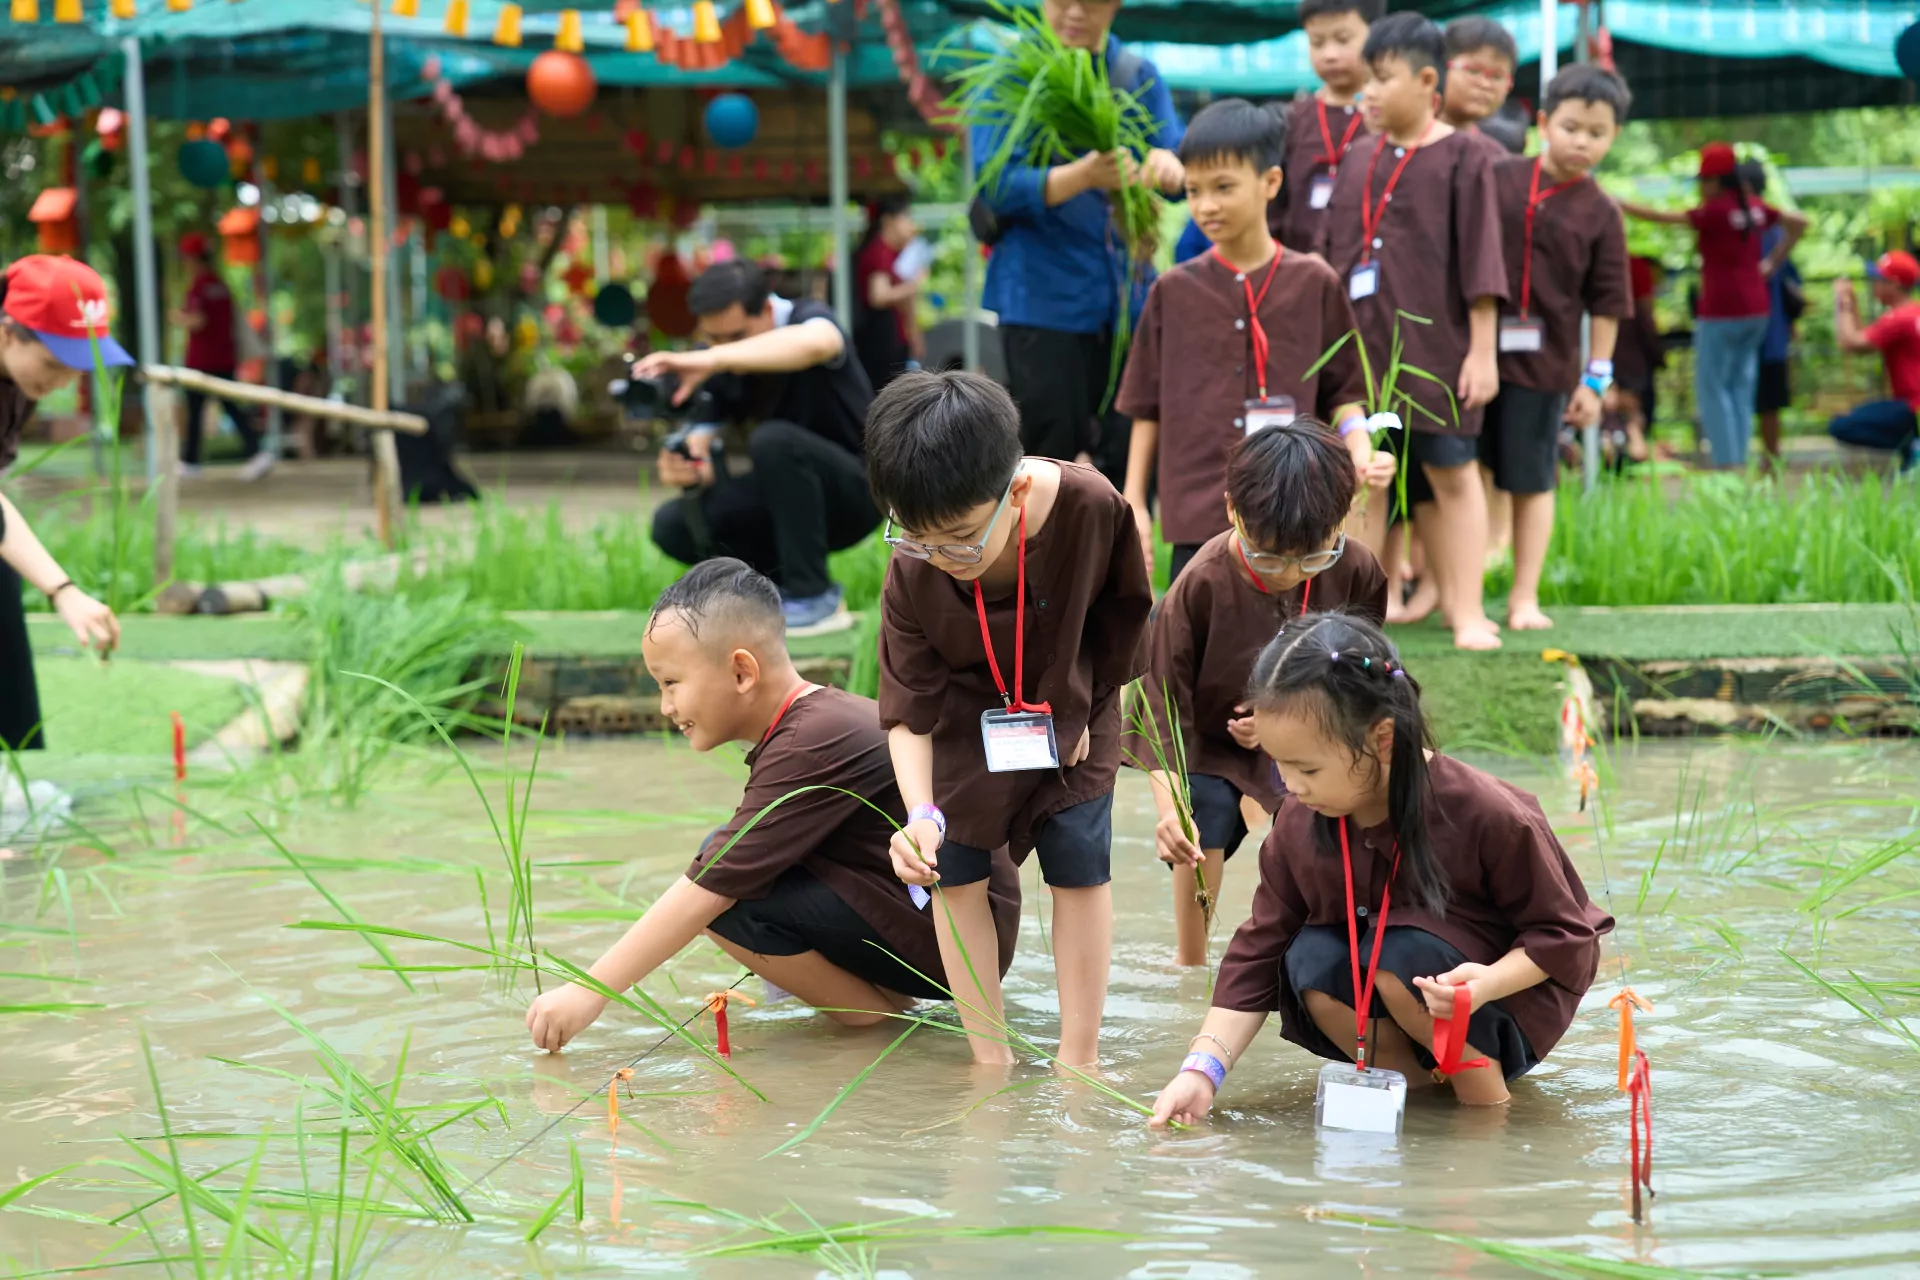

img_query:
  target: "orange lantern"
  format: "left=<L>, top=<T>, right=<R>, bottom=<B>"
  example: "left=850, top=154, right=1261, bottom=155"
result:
left=28, top=188, right=78, bottom=254
left=218, top=206, right=262, bottom=266
left=526, top=50, right=596, bottom=118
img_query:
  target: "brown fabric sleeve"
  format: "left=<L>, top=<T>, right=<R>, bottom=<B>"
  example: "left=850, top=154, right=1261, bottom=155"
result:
left=688, top=750, right=868, bottom=901
left=1482, top=799, right=1607, bottom=994
left=1314, top=268, right=1369, bottom=417
left=1212, top=826, right=1311, bottom=1011
left=1585, top=202, right=1634, bottom=320
left=1125, top=576, right=1204, bottom=773
left=1351, top=551, right=1389, bottom=627
left=1453, top=142, right=1510, bottom=308
left=1115, top=278, right=1165, bottom=421
left=876, top=561, right=948, bottom=735
left=1086, top=490, right=1156, bottom=691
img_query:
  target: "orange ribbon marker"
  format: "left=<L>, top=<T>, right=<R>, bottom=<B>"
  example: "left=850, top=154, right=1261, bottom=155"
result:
left=607, top=1066, right=635, bottom=1136
left=170, top=710, right=187, bottom=782
left=703, top=990, right=756, bottom=1057
left=1608, top=987, right=1653, bottom=1091
left=1429, top=981, right=1491, bottom=1081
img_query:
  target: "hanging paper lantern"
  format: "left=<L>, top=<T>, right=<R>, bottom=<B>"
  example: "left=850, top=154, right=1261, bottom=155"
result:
left=111, top=0, right=135, bottom=18
left=555, top=9, right=584, bottom=53
left=167, top=0, right=189, bottom=11
left=527, top=51, right=596, bottom=118
left=28, top=188, right=78, bottom=254
left=11, top=0, right=39, bottom=17
left=650, top=253, right=694, bottom=337
left=561, top=260, right=596, bottom=297
left=54, top=0, right=82, bottom=23
left=444, top=0, right=467, bottom=35
left=625, top=182, right=658, bottom=219
left=494, top=3, right=523, bottom=47
left=692, top=0, right=721, bottom=43
left=703, top=93, right=757, bottom=150
left=744, top=0, right=776, bottom=30
left=391, top=0, right=417, bottom=16
left=434, top=265, right=472, bottom=302
left=624, top=9, right=653, bottom=52
left=179, top=138, right=229, bottom=188
left=593, top=283, right=637, bottom=327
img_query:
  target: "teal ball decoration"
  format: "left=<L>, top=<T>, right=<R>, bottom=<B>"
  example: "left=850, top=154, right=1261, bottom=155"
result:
left=593, top=283, right=637, bottom=328
left=704, top=94, right=758, bottom=150
left=179, top=139, right=229, bottom=189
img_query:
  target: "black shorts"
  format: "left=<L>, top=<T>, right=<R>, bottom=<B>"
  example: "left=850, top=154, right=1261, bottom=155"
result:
left=1757, top=359, right=1790, bottom=413
left=1481, top=384, right=1570, bottom=495
left=1397, top=429, right=1482, bottom=511
left=1184, top=773, right=1250, bottom=858
left=707, top=865, right=949, bottom=1001
left=939, top=791, right=1113, bottom=889
left=1168, top=542, right=1205, bottom=583
left=1282, top=923, right=1540, bottom=1081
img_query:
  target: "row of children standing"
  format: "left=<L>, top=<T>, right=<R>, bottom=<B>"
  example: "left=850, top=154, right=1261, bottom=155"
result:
left=1135, top=0, right=1637, bottom=645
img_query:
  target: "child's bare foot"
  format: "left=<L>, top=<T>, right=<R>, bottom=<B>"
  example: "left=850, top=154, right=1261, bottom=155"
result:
left=1453, top=620, right=1503, bottom=651
left=1389, top=578, right=1439, bottom=625
left=1508, top=603, right=1553, bottom=631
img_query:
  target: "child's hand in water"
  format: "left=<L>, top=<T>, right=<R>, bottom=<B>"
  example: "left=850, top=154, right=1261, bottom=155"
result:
left=1154, top=811, right=1204, bottom=867
left=1226, top=704, right=1261, bottom=750
left=1150, top=1068, right=1217, bottom=1127
left=526, top=982, right=610, bottom=1053
left=889, top=816, right=943, bottom=886
left=1413, top=963, right=1496, bottom=1019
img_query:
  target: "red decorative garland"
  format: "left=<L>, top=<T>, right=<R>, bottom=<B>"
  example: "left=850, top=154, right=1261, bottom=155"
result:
left=423, top=54, right=540, bottom=163
left=876, top=0, right=949, bottom=128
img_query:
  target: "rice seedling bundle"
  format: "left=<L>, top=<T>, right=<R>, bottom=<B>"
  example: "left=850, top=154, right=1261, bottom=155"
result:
left=1122, top=681, right=1211, bottom=928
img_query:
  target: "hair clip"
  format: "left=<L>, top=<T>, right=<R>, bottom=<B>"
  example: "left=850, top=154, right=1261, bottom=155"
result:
left=1391, top=668, right=1407, bottom=679
left=1362, top=657, right=1371, bottom=669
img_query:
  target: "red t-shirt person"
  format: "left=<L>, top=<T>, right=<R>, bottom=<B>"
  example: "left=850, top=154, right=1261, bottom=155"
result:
left=179, top=234, right=236, bottom=372
left=1688, top=190, right=1778, bottom=319
left=1866, top=300, right=1920, bottom=410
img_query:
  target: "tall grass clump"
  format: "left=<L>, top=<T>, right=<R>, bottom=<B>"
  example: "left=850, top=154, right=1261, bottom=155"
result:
left=1523, top=469, right=1920, bottom=606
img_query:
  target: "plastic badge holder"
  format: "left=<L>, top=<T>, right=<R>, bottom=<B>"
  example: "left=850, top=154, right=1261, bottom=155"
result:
left=1315, top=1061, right=1407, bottom=1135
left=980, top=708, right=1059, bottom=773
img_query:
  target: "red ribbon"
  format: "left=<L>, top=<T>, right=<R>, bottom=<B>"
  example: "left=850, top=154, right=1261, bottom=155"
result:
left=1210, top=245, right=1285, bottom=399
left=1357, top=119, right=1437, bottom=266
left=1429, top=981, right=1491, bottom=1077
left=170, top=710, right=186, bottom=783
left=1628, top=1048, right=1655, bottom=1222
left=972, top=505, right=1051, bottom=715
left=1316, top=97, right=1363, bottom=171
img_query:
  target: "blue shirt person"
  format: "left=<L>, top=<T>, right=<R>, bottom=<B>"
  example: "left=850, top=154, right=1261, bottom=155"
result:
left=969, top=6, right=1184, bottom=480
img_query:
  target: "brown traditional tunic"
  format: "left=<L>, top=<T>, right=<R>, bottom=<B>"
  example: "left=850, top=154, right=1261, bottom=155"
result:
left=1273, top=95, right=1366, bottom=256
left=1325, top=128, right=1509, bottom=436
left=1213, top=752, right=1613, bottom=1059
left=878, top=461, right=1153, bottom=857
left=1493, top=157, right=1634, bottom=393
left=1124, top=530, right=1388, bottom=813
left=688, top=686, right=1022, bottom=981
left=1116, top=250, right=1368, bottom=545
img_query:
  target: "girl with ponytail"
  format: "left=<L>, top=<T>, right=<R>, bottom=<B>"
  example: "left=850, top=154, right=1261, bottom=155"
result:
left=1150, top=612, right=1611, bottom=1125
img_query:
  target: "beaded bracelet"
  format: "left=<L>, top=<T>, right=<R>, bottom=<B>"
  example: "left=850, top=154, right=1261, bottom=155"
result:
left=1181, top=1051, right=1228, bottom=1091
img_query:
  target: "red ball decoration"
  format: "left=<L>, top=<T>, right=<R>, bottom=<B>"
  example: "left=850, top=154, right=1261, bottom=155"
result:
left=526, top=51, right=597, bottom=119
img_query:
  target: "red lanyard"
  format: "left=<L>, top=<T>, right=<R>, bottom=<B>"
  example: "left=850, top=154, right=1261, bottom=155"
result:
left=1317, top=98, right=1362, bottom=171
left=1339, top=816, right=1401, bottom=1071
left=1232, top=542, right=1315, bottom=618
left=973, top=505, right=1051, bottom=715
left=760, top=681, right=818, bottom=743
left=1519, top=158, right=1585, bottom=317
left=1211, top=246, right=1284, bottom=398
left=1358, top=121, right=1436, bottom=266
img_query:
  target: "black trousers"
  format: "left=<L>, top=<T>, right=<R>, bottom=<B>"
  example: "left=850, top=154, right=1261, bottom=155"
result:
left=182, top=365, right=263, bottom=465
left=651, top=420, right=879, bottom=599
left=1001, top=323, right=1132, bottom=489
left=0, top=561, right=44, bottom=751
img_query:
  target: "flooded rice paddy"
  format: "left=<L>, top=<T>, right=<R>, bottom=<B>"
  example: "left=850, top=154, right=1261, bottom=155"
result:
left=4, top=737, right=1920, bottom=1277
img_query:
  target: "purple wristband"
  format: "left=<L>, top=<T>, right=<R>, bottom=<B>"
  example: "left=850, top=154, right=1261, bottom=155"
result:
left=908, top=803, right=946, bottom=838
left=1181, top=1051, right=1227, bottom=1090
left=1337, top=414, right=1369, bottom=437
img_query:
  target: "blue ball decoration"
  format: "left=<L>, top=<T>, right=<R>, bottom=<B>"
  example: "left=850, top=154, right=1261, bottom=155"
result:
left=1900, top=21, right=1920, bottom=83
left=178, top=138, right=229, bottom=189
left=593, top=283, right=637, bottom=328
left=704, top=93, right=758, bottom=150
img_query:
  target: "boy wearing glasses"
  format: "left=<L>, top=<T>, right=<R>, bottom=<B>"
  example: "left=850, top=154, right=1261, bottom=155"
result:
left=866, top=371, right=1153, bottom=1067
left=1126, top=421, right=1387, bottom=967
left=1441, top=16, right=1519, bottom=158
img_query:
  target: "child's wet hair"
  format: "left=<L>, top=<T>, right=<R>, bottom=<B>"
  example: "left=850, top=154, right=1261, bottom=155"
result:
left=1246, top=611, right=1448, bottom=914
left=647, top=557, right=785, bottom=645
left=1362, top=11, right=1446, bottom=81
left=1178, top=98, right=1288, bottom=175
left=864, top=369, right=1024, bottom=533
left=1226, top=418, right=1357, bottom=554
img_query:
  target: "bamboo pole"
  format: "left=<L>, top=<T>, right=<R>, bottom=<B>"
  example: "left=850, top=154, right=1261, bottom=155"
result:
left=151, top=383, right=178, bottom=584
left=367, top=4, right=406, bottom=547
left=139, top=366, right=428, bottom=433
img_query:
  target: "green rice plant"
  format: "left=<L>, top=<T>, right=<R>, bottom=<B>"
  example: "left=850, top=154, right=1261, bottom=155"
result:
left=1780, top=951, right=1920, bottom=1057
left=762, top=1023, right=917, bottom=1159
left=1305, top=312, right=1459, bottom=521
left=946, top=0, right=1166, bottom=403
left=522, top=1137, right=584, bottom=1241
left=256, top=819, right=415, bottom=994
left=670, top=1197, right=1133, bottom=1261
left=1308, top=1209, right=1766, bottom=1277
left=1121, top=680, right=1210, bottom=928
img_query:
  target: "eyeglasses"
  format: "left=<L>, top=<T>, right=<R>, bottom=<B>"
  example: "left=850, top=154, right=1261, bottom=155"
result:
left=883, top=470, right=1017, bottom=565
left=1448, top=59, right=1514, bottom=86
left=1238, top=530, right=1346, bottom=576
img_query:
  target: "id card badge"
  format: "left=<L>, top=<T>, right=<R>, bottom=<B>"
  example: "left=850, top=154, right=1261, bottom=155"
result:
left=980, top=708, right=1060, bottom=773
left=1349, top=262, right=1379, bottom=301
left=1309, top=175, right=1335, bottom=210
left=1314, top=1061, right=1407, bottom=1135
left=1244, top=395, right=1297, bottom=435
left=1499, top=316, right=1546, bottom=353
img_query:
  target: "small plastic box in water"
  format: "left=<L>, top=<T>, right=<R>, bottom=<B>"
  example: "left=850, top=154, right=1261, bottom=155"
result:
left=1315, top=1061, right=1407, bottom=1135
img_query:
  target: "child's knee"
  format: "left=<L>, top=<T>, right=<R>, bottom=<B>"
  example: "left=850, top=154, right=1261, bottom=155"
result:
left=821, top=1007, right=892, bottom=1029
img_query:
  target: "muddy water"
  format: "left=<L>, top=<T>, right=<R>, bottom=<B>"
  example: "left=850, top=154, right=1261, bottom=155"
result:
left=4, top=739, right=1920, bottom=1277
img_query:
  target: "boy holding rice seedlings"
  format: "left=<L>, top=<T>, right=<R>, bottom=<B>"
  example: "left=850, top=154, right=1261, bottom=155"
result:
left=867, top=370, right=1153, bottom=1067
left=1117, top=97, right=1376, bottom=582
left=1271, top=0, right=1381, bottom=257
left=525, top=559, right=1019, bottom=1053
left=1484, top=66, right=1634, bottom=632
left=1126, top=421, right=1388, bottom=967
left=1325, top=12, right=1509, bottom=652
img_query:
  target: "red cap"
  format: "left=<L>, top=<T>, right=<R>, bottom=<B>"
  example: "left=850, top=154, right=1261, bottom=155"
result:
left=179, top=232, right=210, bottom=258
left=1697, top=142, right=1737, bottom=179
left=1870, top=250, right=1920, bottom=290
left=2, top=255, right=134, bottom=370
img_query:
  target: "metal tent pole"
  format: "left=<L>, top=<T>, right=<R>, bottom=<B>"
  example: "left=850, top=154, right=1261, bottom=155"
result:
left=121, top=35, right=163, bottom=483
left=368, top=8, right=404, bottom=545
left=961, top=129, right=980, bottom=374
left=381, top=86, right=407, bottom=401
left=828, top=34, right=852, bottom=332
left=1539, top=0, right=1558, bottom=89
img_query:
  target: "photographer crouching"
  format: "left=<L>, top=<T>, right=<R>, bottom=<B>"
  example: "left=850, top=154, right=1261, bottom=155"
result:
left=634, top=261, right=878, bottom=633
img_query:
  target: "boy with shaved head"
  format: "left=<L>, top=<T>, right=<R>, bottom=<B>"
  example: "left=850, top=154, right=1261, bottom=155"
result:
left=526, top=558, right=1019, bottom=1052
